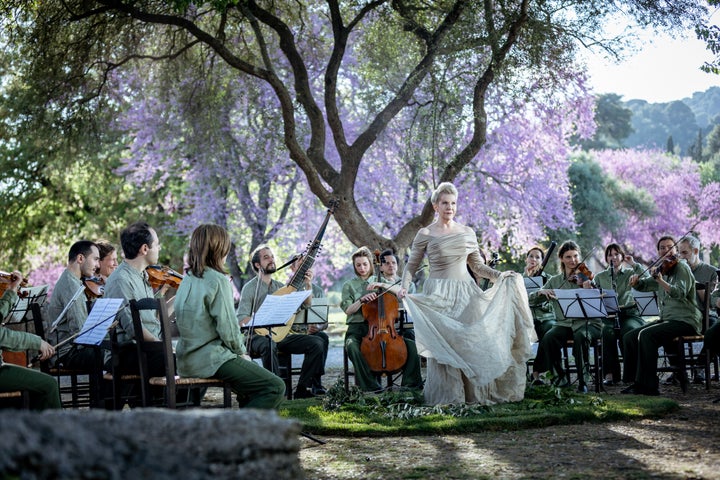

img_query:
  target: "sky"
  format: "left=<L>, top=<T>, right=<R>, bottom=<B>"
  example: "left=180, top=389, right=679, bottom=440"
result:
left=581, top=12, right=720, bottom=104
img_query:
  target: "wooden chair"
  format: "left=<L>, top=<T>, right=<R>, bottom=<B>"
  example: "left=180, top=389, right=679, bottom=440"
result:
left=0, top=390, right=30, bottom=409
left=103, top=323, right=142, bottom=410
left=658, top=281, right=713, bottom=393
left=30, top=303, right=101, bottom=408
left=130, top=298, right=232, bottom=409
left=562, top=337, right=602, bottom=392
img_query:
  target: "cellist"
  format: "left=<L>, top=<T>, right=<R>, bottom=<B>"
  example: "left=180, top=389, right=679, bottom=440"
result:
left=341, top=246, right=423, bottom=392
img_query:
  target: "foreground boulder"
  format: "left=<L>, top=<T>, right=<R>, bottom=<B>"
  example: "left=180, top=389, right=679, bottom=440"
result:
left=0, top=408, right=302, bottom=479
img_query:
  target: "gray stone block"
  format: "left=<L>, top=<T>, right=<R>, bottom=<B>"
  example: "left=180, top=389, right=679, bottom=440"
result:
left=0, top=408, right=303, bottom=480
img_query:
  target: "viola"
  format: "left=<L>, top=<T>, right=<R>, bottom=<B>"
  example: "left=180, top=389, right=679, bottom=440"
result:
left=0, top=271, right=30, bottom=298
left=146, top=265, right=183, bottom=290
left=652, top=254, right=678, bottom=278
left=82, top=276, right=105, bottom=299
left=360, top=250, right=408, bottom=375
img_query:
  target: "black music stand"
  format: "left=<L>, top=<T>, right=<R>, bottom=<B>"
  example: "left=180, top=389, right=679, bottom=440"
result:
left=294, top=297, right=329, bottom=332
left=554, top=289, right=606, bottom=392
left=524, top=276, right=544, bottom=295
left=3, top=286, right=49, bottom=366
left=631, top=289, right=660, bottom=317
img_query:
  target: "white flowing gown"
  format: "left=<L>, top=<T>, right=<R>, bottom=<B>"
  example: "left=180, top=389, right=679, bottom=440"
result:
left=401, top=232, right=535, bottom=405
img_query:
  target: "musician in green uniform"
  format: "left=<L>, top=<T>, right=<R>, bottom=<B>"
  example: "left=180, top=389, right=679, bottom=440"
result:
left=0, top=271, right=61, bottom=409
left=528, top=241, right=602, bottom=393
left=622, top=236, right=701, bottom=395
left=593, top=243, right=646, bottom=385
left=341, top=246, right=423, bottom=392
left=237, top=245, right=325, bottom=399
left=523, top=246, right=556, bottom=341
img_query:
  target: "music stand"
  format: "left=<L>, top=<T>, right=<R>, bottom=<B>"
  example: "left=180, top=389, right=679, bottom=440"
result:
left=554, top=289, right=608, bottom=320
left=599, top=289, right=619, bottom=315
left=251, top=290, right=313, bottom=331
left=75, top=298, right=125, bottom=346
left=4, top=285, right=49, bottom=326
left=294, top=297, right=329, bottom=329
left=524, top=276, right=544, bottom=295
left=631, top=289, right=660, bottom=316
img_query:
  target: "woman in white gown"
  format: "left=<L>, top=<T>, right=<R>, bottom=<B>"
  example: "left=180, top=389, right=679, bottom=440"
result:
left=397, top=182, right=535, bottom=405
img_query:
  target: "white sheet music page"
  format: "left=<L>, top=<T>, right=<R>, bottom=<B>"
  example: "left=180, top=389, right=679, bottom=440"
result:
left=252, top=290, right=313, bottom=327
left=74, top=298, right=124, bottom=346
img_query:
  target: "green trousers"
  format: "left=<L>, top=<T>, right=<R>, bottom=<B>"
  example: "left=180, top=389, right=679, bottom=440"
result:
left=215, top=356, right=286, bottom=409
left=602, top=308, right=645, bottom=380
left=345, top=322, right=423, bottom=392
left=622, top=320, right=696, bottom=390
left=0, top=364, right=61, bottom=410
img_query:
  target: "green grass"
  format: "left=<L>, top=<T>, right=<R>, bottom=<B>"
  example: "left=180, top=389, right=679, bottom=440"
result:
left=278, top=383, right=678, bottom=437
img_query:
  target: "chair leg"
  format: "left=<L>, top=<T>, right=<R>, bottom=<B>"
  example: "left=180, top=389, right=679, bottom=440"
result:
left=223, top=384, right=232, bottom=408
left=343, top=348, right=350, bottom=393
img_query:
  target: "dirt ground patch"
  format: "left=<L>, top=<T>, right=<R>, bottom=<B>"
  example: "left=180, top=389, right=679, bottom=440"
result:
left=298, top=372, right=720, bottom=480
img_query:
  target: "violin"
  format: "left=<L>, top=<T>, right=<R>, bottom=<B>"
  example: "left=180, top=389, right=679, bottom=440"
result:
left=82, top=276, right=105, bottom=299
left=0, top=271, right=30, bottom=298
left=146, top=265, right=183, bottom=290
left=652, top=254, right=678, bottom=278
left=569, top=263, right=594, bottom=285
left=360, top=250, right=408, bottom=375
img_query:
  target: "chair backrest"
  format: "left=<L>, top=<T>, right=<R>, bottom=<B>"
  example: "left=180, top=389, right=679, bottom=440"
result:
left=129, top=298, right=176, bottom=407
left=696, top=281, right=713, bottom=334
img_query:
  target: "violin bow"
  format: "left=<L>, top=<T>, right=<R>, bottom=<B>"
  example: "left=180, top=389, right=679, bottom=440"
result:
left=634, top=230, right=694, bottom=279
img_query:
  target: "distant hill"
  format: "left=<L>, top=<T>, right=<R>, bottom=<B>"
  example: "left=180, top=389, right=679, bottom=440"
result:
left=622, top=86, right=720, bottom=155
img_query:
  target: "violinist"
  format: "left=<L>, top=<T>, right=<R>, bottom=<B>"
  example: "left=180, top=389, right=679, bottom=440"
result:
left=236, top=245, right=325, bottom=399
left=592, top=243, right=646, bottom=386
left=46, top=241, right=103, bottom=371
left=102, top=222, right=166, bottom=379
left=341, top=246, right=422, bottom=392
left=96, top=240, right=119, bottom=281
left=523, top=246, right=556, bottom=340
left=621, top=236, right=701, bottom=395
left=677, top=235, right=717, bottom=384
left=0, top=270, right=61, bottom=409
left=528, top=241, right=602, bottom=393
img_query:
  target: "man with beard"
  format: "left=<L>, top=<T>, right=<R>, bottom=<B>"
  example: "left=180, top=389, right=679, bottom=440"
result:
left=237, top=245, right=325, bottom=399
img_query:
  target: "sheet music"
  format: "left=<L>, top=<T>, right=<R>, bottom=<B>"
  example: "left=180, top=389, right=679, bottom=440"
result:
left=553, top=288, right=608, bottom=318
left=524, top=276, right=544, bottom=294
left=74, top=298, right=124, bottom=346
left=631, top=288, right=660, bottom=316
left=251, top=290, right=313, bottom=328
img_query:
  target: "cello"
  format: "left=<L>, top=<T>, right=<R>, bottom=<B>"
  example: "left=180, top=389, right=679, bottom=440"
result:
left=360, top=250, right=408, bottom=375
left=253, top=199, right=339, bottom=342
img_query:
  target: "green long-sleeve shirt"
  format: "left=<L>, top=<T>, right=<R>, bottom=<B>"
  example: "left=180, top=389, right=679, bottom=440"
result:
left=0, top=290, right=42, bottom=365
left=593, top=263, right=645, bottom=309
left=633, top=259, right=701, bottom=334
left=104, top=262, right=161, bottom=344
left=46, top=268, right=88, bottom=357
left=175, top=268, right=245, bottom=378
left=341, top=276, right=371, bottom=324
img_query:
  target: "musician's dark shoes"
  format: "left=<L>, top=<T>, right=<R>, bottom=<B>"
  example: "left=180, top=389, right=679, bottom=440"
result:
left=577, top=384, right=588, bottom=393
left=621, top=384, right=660, bottom=396
left=311, top=384, right=327, bottom=395
left=293, top=387, right=316, bottom=399
left=602, top=378, right=616, bottom=386
left=530, top=378, right=546, bottom=386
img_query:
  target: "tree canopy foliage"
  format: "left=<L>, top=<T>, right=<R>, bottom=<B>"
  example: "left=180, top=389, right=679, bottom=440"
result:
left=1, top=0, right=718, bottom=278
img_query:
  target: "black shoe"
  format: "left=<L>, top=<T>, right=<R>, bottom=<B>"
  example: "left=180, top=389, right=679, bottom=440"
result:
left=621, top=384, right=639, bottom=394
left=692, top=374, right=706, bottom=385
left=662, top=374, right=678, bottom=386
left=311, top=384, right=327, bottom=395
left=577, top=384, right=588, bottom=393
left=602, top=379, right=615, bottom=386
left=293, top=387, right=316, bottom=399
left=530, top=378, right=546, bottom=386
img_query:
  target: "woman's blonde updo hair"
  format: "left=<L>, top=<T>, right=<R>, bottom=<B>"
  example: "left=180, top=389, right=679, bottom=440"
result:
left=431, top=182, right=458, bottom=204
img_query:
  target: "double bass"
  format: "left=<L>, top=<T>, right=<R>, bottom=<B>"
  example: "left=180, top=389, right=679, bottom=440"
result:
left=360, top=250, right=408, bottom=375
left=253, top=199, right=339, bottom=342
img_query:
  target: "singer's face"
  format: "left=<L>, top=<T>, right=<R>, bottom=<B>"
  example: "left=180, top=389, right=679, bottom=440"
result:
left=257, top=248, right=277, bottom=274
left=607, top=249, right=623, bottom=269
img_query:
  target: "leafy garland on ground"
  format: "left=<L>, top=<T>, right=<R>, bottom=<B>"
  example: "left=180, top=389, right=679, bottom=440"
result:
left=322, top=379, right=605, bottom=420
